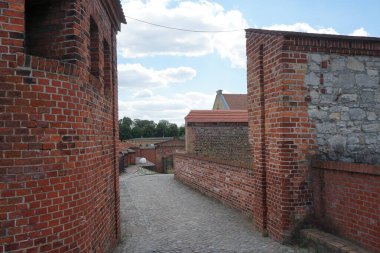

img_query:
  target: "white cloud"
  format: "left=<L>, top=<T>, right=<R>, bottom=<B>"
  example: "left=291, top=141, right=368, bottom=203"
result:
left=263, top=23, right=339, bottom=35
left=118, top=0, right=248, bottom=68
left=119, top=92, right=214, bottom=125
left=132, top=89, right=153, bottom=98
left=118, top=63, right=196, bottom=90
left=349, top=27, right=369, bottom=36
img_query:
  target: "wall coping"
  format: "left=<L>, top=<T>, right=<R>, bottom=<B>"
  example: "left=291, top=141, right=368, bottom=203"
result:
left=174, top=153, right=252, bottom=170
left=311, top=160, right=380, bottom=176
left=246, top=29, right=380, bottom=56
left=246, top=28, right=380, bottom=42
left=185, top=110, right=248, bottom=123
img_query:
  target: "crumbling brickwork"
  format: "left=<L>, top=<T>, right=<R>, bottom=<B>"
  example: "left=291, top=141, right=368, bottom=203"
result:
left=0, top=0, right=125, bottom=252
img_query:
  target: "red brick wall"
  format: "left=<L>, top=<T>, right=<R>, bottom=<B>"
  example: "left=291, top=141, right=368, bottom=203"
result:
left=312, top=161, right=380, bottom=252
left=246, top=29, right=380, bottom=243
left=247, top=30, right=315, bottom=242
left=174, top=154, right=255, bottom=217
left=155, top=139, right=185, bottom=173
left=0, top=1, right=123, bottom=252
left=139, top=148, right=157, bottom=165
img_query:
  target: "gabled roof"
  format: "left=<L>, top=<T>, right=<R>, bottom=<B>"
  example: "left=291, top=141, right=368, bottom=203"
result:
left=223, top=94, right=247, bottom=110
left=213, top=90, right=247, bottom=110
left=185, top=110, right=248, bottom=123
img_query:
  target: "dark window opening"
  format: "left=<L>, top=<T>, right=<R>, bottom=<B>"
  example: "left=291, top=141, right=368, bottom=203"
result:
left=25, top=0, right=66, bottom=59
left=90, top=17, right=100, bottom=78
left=103, top=40, right=112, bottom=97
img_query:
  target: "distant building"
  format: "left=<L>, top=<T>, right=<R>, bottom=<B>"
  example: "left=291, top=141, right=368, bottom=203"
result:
left=120, top=138, right=185, bottom=173
left=119, top=141, right=138, bottom=170
left=128, top=137, right=175, bottom=147
left=212, top=89, right=247, bottom=110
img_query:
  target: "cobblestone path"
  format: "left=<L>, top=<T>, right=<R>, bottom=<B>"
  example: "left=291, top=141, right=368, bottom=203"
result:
left=114, top=169, right=310, bottom=253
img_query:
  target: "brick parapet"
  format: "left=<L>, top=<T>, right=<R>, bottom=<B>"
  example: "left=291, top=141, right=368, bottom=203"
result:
left=311, top=161, right=380, bottom=252
left=174, top=154, right=255, bottom=218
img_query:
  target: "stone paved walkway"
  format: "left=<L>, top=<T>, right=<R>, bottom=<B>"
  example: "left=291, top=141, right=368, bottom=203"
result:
left=114, top=167, right=310, bottom=253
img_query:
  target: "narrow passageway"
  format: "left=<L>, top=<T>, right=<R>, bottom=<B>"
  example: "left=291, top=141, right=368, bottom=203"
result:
left=114, top=167, right=309, bottom=253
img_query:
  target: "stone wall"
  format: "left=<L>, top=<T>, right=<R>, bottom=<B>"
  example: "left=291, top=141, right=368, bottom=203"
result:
left=186, top=122, right=252, bottom=168
left=306, top=54, right=380, bottom=164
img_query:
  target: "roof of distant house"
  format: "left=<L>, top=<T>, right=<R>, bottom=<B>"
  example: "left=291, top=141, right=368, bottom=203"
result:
left=128, top=137, right=175, bottom=145
left=223, top=94, right=247, bottom=110
left=213, top=90, right=247, bottom=110
left=185, top=110, right=248, bottom=123
left=119, top=141, right=138, bottom=152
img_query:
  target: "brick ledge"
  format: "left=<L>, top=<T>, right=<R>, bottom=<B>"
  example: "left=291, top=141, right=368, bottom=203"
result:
left=301, top=229, right=372, bottom=253
left=311, top=160, right=380, bottom=176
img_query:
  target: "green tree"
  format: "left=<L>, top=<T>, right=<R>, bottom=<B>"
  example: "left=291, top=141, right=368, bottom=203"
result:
left=167, top=123, right=178, bottom=137
left=119, top=117, right=184, bottom=139
left=156, top=120, right=170, bottom=137
left=118, top=117, right=133, bottom=140
left=132, top=119, right=157, bottom=138
left=178, top=125, right=185, bottom=137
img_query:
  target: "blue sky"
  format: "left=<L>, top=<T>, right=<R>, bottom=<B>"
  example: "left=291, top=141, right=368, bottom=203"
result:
left=117, top=0, right=380, bottom=125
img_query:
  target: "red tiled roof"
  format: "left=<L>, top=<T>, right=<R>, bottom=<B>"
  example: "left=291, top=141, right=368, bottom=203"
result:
left=223, top=94, right=247, bottom=110
left=185, top=110, right=248, bottom=123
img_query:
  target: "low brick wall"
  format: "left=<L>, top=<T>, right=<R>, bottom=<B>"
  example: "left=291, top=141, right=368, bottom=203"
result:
left=312, top=160, right=380, bottom=252
left=174, top=154, right=255, bottom=217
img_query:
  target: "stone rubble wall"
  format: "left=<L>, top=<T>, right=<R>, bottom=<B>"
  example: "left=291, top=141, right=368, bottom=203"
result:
left=186, top=122, right=252, bottom=168
left=306, top=54, right=380, bottom=164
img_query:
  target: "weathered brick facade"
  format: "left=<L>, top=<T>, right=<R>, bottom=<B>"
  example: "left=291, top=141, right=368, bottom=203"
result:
left=0, top=1, right=125, bottom=252
left=246, top=29, right=380, bottom=249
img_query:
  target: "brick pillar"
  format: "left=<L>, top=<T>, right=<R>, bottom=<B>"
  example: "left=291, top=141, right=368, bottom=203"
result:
left=246, top=34, right=268, bottom=233
left=247, top=30, right=314, bottom=242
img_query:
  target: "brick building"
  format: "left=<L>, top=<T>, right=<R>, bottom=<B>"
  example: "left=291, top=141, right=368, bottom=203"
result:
left=0, top=1, right=125, bottom=252
left=175, top=29, right=380, bottom=252
left=119, top=141, right=138, bottom=169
